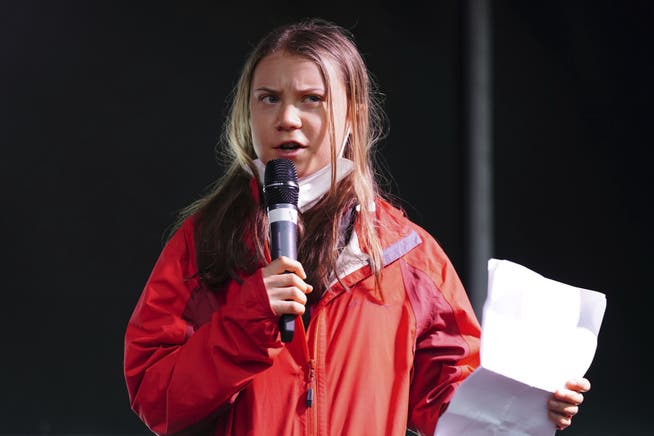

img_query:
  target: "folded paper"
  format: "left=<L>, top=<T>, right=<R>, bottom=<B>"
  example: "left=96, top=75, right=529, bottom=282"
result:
left=435, top=259, right=607, bottom=436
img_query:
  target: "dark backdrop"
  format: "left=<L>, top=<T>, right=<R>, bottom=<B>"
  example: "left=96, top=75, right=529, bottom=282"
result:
left=2, top=1, right=651, bottom=434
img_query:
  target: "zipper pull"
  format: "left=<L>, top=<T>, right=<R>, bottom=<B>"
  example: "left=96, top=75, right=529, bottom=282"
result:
left=306, top=386, right=314, bottom=408
left=306, top=360, right=315, bottom=408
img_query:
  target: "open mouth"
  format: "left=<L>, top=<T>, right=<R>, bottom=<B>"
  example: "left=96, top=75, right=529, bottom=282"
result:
left=276, top=142, right=304, bottom=150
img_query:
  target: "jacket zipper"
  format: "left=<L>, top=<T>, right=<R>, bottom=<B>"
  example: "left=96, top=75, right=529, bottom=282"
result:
left=306, top=308, right=321, bottom=435
left=306, top=359, right=315, bottom=407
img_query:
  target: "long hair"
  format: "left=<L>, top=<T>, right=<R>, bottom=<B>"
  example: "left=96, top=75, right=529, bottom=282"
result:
left=174, top=18, right=387, bottom=294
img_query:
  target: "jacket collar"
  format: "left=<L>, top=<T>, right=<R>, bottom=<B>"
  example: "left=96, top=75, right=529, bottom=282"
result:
left=251, top=175, right=422, bottom=297
left=322, top=199, right=423, bottom=304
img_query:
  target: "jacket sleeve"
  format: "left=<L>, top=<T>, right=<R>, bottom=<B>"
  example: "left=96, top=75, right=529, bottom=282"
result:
left=123, top=218, right=283, bottom=435
left=405, top=236, right=481, bottom=436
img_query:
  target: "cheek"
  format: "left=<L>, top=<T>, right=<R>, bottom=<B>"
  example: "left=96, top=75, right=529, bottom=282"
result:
left=305, top=112, right=329, bottom=140
left=250, top=114, right=266, bottom=146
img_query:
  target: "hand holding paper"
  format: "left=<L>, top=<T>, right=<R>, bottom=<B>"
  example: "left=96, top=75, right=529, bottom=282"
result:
left=435, top=259, right=607, bottom=436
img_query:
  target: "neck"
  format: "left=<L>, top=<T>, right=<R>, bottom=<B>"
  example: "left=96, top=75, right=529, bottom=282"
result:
left=252, top=158, right=354, bottom=212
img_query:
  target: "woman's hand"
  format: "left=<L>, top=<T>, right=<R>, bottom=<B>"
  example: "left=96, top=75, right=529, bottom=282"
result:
left=261, top=256, right=313, bottom=316
left=548, top=378, right=591, bottom=431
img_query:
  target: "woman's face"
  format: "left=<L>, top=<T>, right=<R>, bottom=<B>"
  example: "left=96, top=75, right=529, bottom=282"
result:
left=250, top=52, right=349, bottom=178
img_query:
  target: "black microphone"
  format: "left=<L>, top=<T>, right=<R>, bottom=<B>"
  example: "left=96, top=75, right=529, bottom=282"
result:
left=263, top=158, right=300, bottom=343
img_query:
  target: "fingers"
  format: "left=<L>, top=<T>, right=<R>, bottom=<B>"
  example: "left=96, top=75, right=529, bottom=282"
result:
left=553, top=387, right=584, bottom=407
left=264, top=266, right=313, bottom=295
left=548, top=397, right=579, bottom=417
left=553, top=378, right=589, bottom=410
left=547, top=378, right=591, bottom=431
left=548, top=409, right=573, bottom=431
left=267, top=278, right=312, bottom=315
left=262, top=257, right=313, bottom=316
left=548, top=397, right=578, bottom=431
left=273, top=299, right=308, bottom=316
left=262, top=256, right=308, bottom=280
left=566, top=377, right=591, bottom=393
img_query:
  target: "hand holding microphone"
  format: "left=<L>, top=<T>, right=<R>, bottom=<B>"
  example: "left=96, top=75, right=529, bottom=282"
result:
left=263, top=158, right=312, bottom=342
left=260, top=257, right=312, bottom=320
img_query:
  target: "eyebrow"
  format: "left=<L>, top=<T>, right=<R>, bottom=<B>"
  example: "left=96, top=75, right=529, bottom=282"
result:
left=252, top=86, right=326, bottom=94
left=252, top=87, right=277, bottom=93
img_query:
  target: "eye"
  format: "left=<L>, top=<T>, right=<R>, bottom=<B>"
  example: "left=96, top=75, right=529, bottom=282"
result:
left=258, top=94, right=279, bottom=104
left=303, top=94, right=325, bottom=104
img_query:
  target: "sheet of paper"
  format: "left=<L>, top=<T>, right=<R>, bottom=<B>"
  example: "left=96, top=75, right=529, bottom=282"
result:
left=435, top=259, right=607, bottom=436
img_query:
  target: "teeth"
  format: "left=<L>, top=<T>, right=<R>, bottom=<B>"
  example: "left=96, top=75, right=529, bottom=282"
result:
left=280, top=142, right=300, bottom=150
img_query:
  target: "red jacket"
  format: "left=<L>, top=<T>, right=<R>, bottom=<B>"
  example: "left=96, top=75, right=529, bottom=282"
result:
left=124, top=195, right=480, bottom=436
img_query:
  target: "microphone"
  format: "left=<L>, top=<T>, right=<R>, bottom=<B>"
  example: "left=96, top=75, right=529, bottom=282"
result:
left=263, top=158, right=300, bottom=343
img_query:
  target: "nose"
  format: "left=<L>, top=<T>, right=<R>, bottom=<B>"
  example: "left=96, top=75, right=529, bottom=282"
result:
left=276, top=103, right=302, bottom=131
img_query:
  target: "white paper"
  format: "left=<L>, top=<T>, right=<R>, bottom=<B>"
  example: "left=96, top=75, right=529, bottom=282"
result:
left=435, top=259, right=607, bottom=436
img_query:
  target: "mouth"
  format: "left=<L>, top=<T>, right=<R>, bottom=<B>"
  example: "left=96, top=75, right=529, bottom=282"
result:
left=275, top=141, right=305, bottom=151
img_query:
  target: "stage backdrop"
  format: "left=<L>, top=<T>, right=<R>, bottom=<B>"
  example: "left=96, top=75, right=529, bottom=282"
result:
left=1, top=1, right=651, bottom=434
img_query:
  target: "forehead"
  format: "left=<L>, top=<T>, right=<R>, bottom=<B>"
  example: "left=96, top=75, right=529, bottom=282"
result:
left=251, top=52, right=343, bottom=90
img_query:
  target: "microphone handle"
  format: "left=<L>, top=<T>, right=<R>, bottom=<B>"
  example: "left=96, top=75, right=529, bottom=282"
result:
left=270, top=219, right=298, bottom=343
left=279, top=314, right=295, bottom=343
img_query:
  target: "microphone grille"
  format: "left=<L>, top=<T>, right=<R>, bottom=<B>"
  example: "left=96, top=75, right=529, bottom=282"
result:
left=263, top=158, right=299, bottom=207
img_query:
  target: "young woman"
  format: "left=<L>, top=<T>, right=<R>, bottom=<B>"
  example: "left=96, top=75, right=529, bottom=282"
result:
left=124, top=18, right=589, bottom=435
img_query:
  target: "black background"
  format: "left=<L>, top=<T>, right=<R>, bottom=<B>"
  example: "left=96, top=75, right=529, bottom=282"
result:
left=2, top=1, right=651, bottom=434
